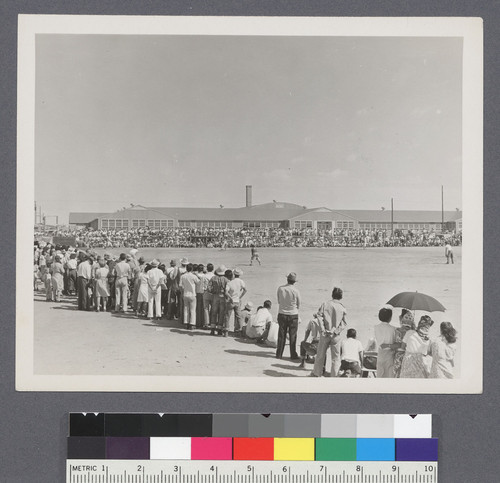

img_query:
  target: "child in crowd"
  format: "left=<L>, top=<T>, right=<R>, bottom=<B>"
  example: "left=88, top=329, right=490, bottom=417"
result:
left=299, top=313, right=321, bottom=368
left=338, top=328, right=364, bottom=377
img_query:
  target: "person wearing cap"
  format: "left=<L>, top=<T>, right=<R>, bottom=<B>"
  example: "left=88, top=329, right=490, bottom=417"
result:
left=276, top=272, right=301, bottom=360
left=312, top=287, right=347, bottom=377
left=208, top=265, right=228, bottom=335
left=113, top=253, right=132, bottom=312
left=225, top=267, right=247, bottom=335
left=146, top=259, right=165, bottom=320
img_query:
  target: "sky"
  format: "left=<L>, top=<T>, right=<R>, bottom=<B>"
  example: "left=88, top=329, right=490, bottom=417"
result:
left=35, top=34, right=463, bottom=224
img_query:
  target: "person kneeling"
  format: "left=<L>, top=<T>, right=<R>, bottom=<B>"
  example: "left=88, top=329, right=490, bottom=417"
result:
left=244, top=300, right=272, bottom=340
left=338, top=328, right=363, bottom=378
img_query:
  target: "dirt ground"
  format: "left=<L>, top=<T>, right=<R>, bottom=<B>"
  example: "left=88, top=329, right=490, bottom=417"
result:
left=33, top=247, right=461, bottom=377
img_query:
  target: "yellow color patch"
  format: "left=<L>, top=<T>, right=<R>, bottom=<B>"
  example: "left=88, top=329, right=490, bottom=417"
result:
left=274, top=438, right=315, bottom=461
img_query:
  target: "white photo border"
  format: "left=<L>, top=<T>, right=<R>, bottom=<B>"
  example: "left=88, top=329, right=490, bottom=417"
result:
left=16, top=15, right=483, bottom=393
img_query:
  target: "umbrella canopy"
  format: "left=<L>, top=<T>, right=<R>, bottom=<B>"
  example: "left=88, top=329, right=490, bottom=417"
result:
left=386, top=291, right=446, bottom=312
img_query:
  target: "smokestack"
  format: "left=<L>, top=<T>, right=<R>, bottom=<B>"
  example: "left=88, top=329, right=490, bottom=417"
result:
left=246, top=185, right=252, bottom=208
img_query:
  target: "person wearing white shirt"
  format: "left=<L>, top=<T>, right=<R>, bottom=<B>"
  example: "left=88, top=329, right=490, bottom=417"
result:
left=147, top=259, right=165, bottom=320
left=374, top=306, right=396, bottom=378
left=180, top=263, right=200, bottom=329
left=339, top=329, right=364, bottom=377
left=245, top=300, right=273, bottom=339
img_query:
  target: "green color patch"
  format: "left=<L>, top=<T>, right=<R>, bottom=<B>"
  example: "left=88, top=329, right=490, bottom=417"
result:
left=315, top=438, right=357, bottom=461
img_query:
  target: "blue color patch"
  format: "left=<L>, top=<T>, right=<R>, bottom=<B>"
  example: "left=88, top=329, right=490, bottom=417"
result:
left=356, top=438, right=395, bottom=461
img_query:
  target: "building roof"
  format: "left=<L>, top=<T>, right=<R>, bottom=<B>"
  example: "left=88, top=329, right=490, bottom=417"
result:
left=69, top=212, right=107, bottom=224
left=74, top=204, right=463, bottom=225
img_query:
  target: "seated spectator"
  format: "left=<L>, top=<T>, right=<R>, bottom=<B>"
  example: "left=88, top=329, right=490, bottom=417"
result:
left=244, top=300, right=272, bottom=340
left=338, top=328, right=364, bottom=377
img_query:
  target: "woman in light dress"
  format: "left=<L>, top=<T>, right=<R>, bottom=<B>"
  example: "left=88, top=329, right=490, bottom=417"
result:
left=429, top=322, right=457, bottom=379
left=393, top=309, right=416, bottom=378
left=135, top=264, right=151, bottom=317
left=399, top=315, right=434, bottom=378
left=94, top=258, right=110, bottom=312
left=50, top=254, right=65, bottom=302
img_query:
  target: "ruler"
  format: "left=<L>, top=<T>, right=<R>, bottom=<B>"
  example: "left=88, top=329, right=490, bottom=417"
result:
left=67, top=460, right=438, bottom=483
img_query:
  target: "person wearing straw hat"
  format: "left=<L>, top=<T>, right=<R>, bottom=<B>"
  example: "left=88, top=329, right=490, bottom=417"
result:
left=146, top=259, right=165, bottom=320
left=208, top=265, right=228, bottom=335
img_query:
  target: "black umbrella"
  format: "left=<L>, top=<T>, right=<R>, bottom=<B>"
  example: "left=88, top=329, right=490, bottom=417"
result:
left=386, top=291, right=446, bottom=312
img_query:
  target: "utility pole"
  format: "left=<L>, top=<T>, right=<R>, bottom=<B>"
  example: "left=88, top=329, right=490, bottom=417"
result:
left=441, top=185, right=444, bottom=233
left=391, top=197, right=394, bottom=234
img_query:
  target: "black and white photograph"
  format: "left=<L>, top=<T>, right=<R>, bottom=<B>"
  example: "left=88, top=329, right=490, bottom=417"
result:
left=17, top=15, right=483, bottom=392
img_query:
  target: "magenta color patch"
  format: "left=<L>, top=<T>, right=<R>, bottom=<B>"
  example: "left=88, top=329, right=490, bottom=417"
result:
left=191, top=437, right=233, bottom=460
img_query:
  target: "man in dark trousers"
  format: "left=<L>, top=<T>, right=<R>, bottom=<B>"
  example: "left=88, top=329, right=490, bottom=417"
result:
left=276, top=272, right=300, bottom=360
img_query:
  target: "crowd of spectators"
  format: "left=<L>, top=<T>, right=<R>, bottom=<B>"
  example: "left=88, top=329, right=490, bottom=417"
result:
left=35, top=226, right=462, bottom=249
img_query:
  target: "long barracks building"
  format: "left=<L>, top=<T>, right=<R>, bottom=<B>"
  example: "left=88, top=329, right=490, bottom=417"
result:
left=69, top=187, right=462, bottom=233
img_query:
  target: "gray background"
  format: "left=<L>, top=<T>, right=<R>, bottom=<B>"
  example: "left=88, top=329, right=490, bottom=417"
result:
left=1, top=1, right=498, bottom=482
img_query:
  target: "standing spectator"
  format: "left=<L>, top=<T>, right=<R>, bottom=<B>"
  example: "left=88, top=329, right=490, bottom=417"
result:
left=393, top=309, right=415, bottom=378
left=202, top=263, right=215, bottom=328
left=208, top=265, right=228, bottom=336
left=195, top=264, right=206, bottom=328
left=445, top=243, right=454, bottom=264
left=105, top=253, right=116, bottom=311
left=113, top=253, right=131, bottom=313
left=94, top=258, right=110, bottom=312
left=180, top=263, right=199, bottom=329
left=177, top=258, right=188, bottom=322
left=276, top=272, right=300, bottom=360
left=66, top=253, right=78, bottom=296
left=76, top=254, right=93, bottom=310
left=147, top=259, right=165, bottom=320
left=429, top=321, right=457, bottom=378
left=165, top=259, right=179, bottom=320
left=311, top=287, right=347, bottom=377
left=374, top=306, right=396, bottom=378
left=50, top=254, right=65, bottom=302
left=225, top=267, right=247, bottom=335
left=400, top=315, right=434, bottom=378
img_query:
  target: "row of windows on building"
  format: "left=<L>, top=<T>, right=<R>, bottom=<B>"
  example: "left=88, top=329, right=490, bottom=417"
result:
left=99, top=219, right=456, bottom=231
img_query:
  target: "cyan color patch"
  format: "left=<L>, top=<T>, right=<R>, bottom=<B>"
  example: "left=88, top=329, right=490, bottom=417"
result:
left=356, top=438, right=395, bottom=461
